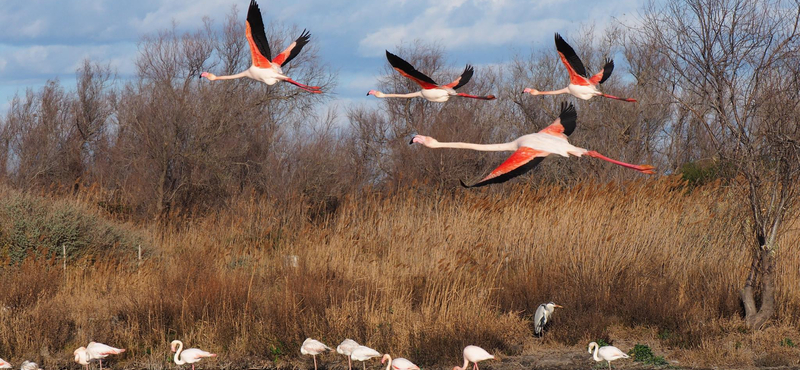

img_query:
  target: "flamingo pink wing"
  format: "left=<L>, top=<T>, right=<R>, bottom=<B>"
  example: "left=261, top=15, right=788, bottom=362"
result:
left=271, top=30, right=311, bottom=66
left=385, top=51, right=439, bottom=89
left=462, top=147, right=548, bottom=188
left=554, top=33, right=590, bottom=86
left=589, top=59, right=614, bottom=85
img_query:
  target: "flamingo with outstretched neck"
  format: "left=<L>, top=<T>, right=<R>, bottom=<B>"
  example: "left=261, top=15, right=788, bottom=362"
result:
left=410, top=103, right=655, bottom=187
left=523, top=33, right=635, bottom=102
left=200, top=0, right=321, bottom=93
left=171, top=340, right=216, bottom=370
left=367, top=51, right=495, bottom=102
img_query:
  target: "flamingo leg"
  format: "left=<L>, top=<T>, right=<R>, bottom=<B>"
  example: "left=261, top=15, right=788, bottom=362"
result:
left=313, top=355, right=318, bottom=370
left=363, top=361, right=366, bottom=370
left=598, top=93, right=637, bottom=103
left=348, top=356, right=352, bottom=370
left=456, top=93, right=496, bottom=100
left=584, top=151, right=655, bottom=174
left=283, top=78, right=322, bottom=93
left=474, top=363, right=479, bottom=370
left=99, top=360, right=102, bottom=370
left=192, top=364, right=195, bottom=370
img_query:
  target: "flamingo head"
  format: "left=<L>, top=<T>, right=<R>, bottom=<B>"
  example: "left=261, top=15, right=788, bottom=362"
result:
left=366, top=90, right=382, bottom=97
left=410, top=135, right=437, bottom=148
left=200, top=72, right=217, bottom=81
left=523, top=88, right=540, bottom=95
left=380, top=354, right=391, bottom=364
left=74, top=347, right=88, bottom=365
left=170, top=340, right=180, bottom=352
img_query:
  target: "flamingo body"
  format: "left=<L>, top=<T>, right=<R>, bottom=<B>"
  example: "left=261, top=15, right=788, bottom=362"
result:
left=381, top=355, right=419, bottom=370
left=350, top=345, right=381, bottom=370
left=588, top=342, right=629, bottom=370
left=368, top=51, right=495, bottom=102
left=20, top=361, right=41, bottom=370
left=455, top=345, right=494, bottom=370
left=171, top=340, right=216, bottom=370
left=524, top=33, right=636, bottom=103
left=410, top=103, right=655, bottom=187
left=337, top=339, right=360, bottom=370
left=74, top=342, right=125, bottom=370
left=301, top=338, right=332, bottom=370
left=200, top=0, right=320, bottom=93
left=0, top=359, right=10, bottom=369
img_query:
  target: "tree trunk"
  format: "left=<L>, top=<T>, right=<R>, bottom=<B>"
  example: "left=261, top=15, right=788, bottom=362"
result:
left=741, top=246, right=776, bottom=330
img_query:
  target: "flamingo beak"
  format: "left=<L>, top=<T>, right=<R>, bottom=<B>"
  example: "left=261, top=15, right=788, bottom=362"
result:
left=522, top=88, right=532, bottom=94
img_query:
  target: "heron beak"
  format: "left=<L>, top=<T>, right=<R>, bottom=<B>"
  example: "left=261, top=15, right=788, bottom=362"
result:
left=555, top=305, right=564, bottom=308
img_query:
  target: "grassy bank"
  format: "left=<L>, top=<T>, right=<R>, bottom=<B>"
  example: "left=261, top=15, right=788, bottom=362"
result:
left=0, top=178, right=798, bottom=369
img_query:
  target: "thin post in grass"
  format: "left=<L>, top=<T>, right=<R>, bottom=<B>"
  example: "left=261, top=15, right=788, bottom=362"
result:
left=62, top=244, right=66, bottom=273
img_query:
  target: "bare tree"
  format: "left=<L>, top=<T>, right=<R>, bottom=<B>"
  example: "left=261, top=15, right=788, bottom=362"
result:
left=632, top=0, right=800, bottom=329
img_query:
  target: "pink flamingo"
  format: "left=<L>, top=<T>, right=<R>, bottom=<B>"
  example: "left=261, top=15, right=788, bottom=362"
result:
left=73, top=342, right=125, bottom=370
left=381, top=354, right=419, bottom=370
left=0, top=358, right=10, bottom=369
left=523, top=33, right=636, bottom=102
left=411, top=103, right=655, bottom=187
left=301, top=338, right=332, bottom=370
left=200, top=0, right=321, bottom=93
left=336, top=339, right=361, bottom=370
left=171, top=340, right=216, bottom=370
left=454, top=346, right=494, bottom=370
left=368, top=51, right=495, bottom=102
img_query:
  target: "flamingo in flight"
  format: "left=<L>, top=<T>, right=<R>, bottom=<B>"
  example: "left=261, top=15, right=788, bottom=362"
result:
left=454, top=345, right=494, bottom=370
left=200, top=0, right=321, bottom=93
left=73, top=342, right=125, bottom=370
left=171, top=340, right=217, bottom=370
left=588, top=342, right=630, bottom=370
left=410, top=103, right=655, bottom=188
left=367, top=51, right=495, bottom=102
left=301, top=338, right=332, bottom=370
left=523, top=33, right=636, bottom=102
left=381, top=354, right=419, bottom=370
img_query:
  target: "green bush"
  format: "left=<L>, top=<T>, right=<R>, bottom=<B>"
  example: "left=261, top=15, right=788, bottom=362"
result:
left=0, top=190, right=145, bottom=263
left=629, top=344, right=668, bottom=365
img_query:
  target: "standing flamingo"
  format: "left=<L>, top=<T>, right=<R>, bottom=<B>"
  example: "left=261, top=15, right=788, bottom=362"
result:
left=410, top=103, right=655, bottom=187
left=301, top=338, right=332, bottom=370
left=350, top=345, right=381, bottom=370
left=381, top=354, right=419, bottom=370
left=367, top=51, right=495, bottom=102
left=0, top=358, right=10, bottom=369
left=200, top=0, right=321, bottom=93
left=20, top=361, right=41, bottom=370
left=534, top=302, right=563, bottom=337
left=588, top=342, right=629, bottom=370
left=523, top=33, right=636, bottom=102
left=171, top=340, right=217, bottom=370
left=453, top=345, right=494, bottom=370
left=336, top=339, right=361, bottom=370
left=74, top=342, right=125, bottom=370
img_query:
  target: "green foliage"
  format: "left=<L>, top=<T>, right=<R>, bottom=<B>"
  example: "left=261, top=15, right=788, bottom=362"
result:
left=0, top=190, right=145, bottom=263
left=595, top=339, right=611, bottom=347
left=680, top=160, right=720, bottom=187
left=780, top=338, right=795, bottom=348
left=629, top=344, right=668, bottom=366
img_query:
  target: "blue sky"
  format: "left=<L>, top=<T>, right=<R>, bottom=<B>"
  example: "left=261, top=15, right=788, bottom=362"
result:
left=0, top=0, right=640, bottom=113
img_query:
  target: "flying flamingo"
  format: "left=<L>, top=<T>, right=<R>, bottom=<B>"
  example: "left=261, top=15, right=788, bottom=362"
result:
left=200, top=0, right=321, bottom=93
left=336, top=339, right=361, bottom=370
left=381, top=354, right=419, bottom=370
left=74, top=342, right=125, bottom=370
left=410, top=103, right=655, bottom=187
left=367, top=51, right=495, bottom=102
left=453, top=345, right=494, bottom=370
left=301, top=338, right=331, bottom=370
left=0, top=358, right=10, bottom=369
left=523, top=33, right=636, bottom=102
left=534, top=302, right=563, bottom=337
left=170, top=340, right=217, bottom=370
left=350, top=345, right=381, bottom=370
left=588, top=342, right=630, bottom=370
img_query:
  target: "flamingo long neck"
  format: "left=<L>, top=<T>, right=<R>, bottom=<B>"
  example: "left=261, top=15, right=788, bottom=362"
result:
left=377, top=92, right=423, bottom=98
left=591, top=344, right=601, bottom=362
left=173, top=342, right=185, bottom=365
left=536, top=87, right=570, bottom=96
left=428, top=141, right=517, bottom=152
left=213, top=71, right=251, bottom=80
left=384, top=356, right=392, bottom=370
left=461, top=357, right=469, bottom=370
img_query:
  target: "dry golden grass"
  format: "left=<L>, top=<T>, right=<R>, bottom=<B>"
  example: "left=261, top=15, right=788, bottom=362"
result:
left=0, top=178, right=798, bottom=368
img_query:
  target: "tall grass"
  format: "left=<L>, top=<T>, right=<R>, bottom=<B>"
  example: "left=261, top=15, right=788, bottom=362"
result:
left=0, top=178, right=798, bottom=368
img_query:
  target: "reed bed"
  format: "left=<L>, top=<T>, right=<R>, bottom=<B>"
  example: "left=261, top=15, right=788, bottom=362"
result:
left=0, top=178, right=798, bottom=369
